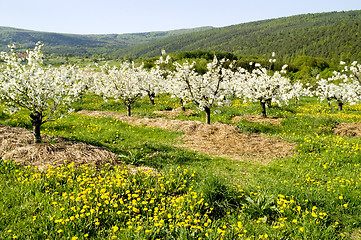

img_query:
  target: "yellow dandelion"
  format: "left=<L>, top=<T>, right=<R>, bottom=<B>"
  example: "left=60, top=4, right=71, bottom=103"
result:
left=237, top=221, right=243, bottom=228
left=112, top=226, right=119, bottom=232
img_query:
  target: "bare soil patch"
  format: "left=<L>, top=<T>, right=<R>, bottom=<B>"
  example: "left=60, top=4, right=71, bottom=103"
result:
left=333, top=122, right=361, bottom=137
left=232, top=115, right=283, bottom=126
left=0, top=124, right=119, bottom=170
left=78, top=110, right=295, bottom=163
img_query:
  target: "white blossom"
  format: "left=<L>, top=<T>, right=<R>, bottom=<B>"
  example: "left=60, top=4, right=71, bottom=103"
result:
left=0, top=42, right=85, bottom=142
left=290, top=80, right=313, bottom=104
left=93, top=62, right=143, bottom=116
left=136, top=63, right=165, bottom=105
left=167, top=56, right=234, bottom=123
left=315, top=61, right=361, bottom=110
left=235, top=64, right=292, bottom=117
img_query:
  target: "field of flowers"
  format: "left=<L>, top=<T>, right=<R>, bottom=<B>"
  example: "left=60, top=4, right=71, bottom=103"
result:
left=1, top=94, right=361, bottom=239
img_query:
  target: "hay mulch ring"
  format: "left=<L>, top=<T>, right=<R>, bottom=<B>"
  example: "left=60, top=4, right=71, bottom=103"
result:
left=333, top=122, right=361, bottom=137
left=181, top=121, right=294, bottom=163
left=78, top=110, right=295, bottom=164
left=0, top=124, right=119, bottom=170
left=232, top=114, right=283, bottom=126
left=153, top=108, right=195, bottom=118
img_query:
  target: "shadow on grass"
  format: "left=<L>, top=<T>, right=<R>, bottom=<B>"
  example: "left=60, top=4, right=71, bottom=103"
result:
left=116, top=141, right=213, bottom=169
left=235, top=120, right=280, bottom=135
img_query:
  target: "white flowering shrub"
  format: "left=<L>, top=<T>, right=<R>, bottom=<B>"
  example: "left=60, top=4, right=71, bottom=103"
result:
left=0, top=42, right=85, bottom=143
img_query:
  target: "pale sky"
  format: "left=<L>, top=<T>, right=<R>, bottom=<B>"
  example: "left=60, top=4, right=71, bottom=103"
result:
left=0, top=0, right=360, bottom=34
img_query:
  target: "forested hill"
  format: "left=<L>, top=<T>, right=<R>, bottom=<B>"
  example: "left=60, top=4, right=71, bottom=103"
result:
left=117, top=10, right=361, bottom=62
left=1, top=10, right=361, bottom=63
left=0, top=26, right=214, bottom=56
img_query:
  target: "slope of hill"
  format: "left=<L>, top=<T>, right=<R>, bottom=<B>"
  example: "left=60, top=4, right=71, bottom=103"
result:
left=0, top=26, right=214, bottom=56
left=116, top=10, right=361, bottom=62
left=1, top=10, right=360, bottom=62
left=89, top=27, right=215, bottom=45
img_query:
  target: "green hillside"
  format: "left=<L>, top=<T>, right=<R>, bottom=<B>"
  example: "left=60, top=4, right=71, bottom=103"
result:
left=0, top=26, right=214, bottom=56
left=117, top=10, right=361, bottom=63
left=1, top=10, right=361, bottom=63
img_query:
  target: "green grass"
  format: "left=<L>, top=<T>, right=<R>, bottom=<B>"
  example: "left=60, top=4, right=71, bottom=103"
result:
left=1, top=94, right=361, bottom=239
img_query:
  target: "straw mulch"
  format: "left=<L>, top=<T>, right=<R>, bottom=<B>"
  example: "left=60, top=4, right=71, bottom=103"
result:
left=0, top=124, right=119, bottom=170
left=153, top=108, right=195, bottom=118
left=333, top=122, right=361, bottom=137
left=78, top=110, right=295, bottom=163
left=232, top=114, right=283, bottom=126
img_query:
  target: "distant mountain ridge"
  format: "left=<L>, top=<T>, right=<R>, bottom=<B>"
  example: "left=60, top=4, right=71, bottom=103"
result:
left=0, top=26, right=214, bottom=55
left=1, top=10, right=361, bottom=62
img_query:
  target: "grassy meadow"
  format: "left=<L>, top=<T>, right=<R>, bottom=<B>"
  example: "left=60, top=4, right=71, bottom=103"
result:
left=1, top=94, right=361, bottom=239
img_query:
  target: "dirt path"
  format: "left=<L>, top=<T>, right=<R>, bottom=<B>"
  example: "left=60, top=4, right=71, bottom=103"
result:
left=78, top=110, right=295, bottom=163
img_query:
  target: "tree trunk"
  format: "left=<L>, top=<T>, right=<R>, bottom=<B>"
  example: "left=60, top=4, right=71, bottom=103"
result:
left=180, top=99, right=185, bottom=111
left=260, top=100, right=267, bottom=118
left=265, top=99, right=272, bottom=108
left=295, top=97, right=299, bottom=105
left=126, top=104, right=131, bottom=116
left=338, top=101, right=343, bottom=111
left=204, top=106, right=211, bottom=124
left=148, top=93, right=155, bottom=105
left=30, top=112, right=43, bottom=143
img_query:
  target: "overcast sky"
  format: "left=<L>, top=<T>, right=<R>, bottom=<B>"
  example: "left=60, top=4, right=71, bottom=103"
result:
left=0, top=0, right=360, bottom=34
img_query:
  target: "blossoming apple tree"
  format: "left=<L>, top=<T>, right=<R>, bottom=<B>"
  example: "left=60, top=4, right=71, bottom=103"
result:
left=0, top=42, right=85, bottom=143
left=315, top=62, right=361, bottom=111
left=93, top=62, right=143, bottom=116
left=168, top=57, right=233, bottom=124
left=290, top=80, right=313, bottom=105
left=341, top=60, right=361, bottom=83
left=136, top=64, right=165, bottom=105
left=235, top=63, right=292, bottom=118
